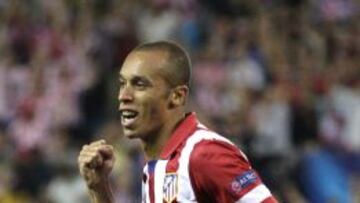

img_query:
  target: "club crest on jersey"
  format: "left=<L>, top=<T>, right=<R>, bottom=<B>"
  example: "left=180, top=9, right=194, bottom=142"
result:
left=230, top=170, right=258, bottom=193
left=163, top=173, right=178, bottom=203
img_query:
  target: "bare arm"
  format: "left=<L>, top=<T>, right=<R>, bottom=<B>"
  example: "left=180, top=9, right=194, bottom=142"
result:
left=78, top=140, right=116, bottom=203
left=88, top=182, right=114, bottom=203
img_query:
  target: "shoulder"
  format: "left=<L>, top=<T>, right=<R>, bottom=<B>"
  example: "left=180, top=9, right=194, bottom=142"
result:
left=189, top=138, right=250, bottom=171
left=186, top=129, right=250, bottom=172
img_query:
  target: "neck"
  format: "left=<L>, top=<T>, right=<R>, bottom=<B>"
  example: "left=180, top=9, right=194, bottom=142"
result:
left=142, top=110, right=185, bottom=160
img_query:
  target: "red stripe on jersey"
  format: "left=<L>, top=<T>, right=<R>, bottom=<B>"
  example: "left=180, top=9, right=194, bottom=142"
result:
left=165, top=151, right=181, bottom=172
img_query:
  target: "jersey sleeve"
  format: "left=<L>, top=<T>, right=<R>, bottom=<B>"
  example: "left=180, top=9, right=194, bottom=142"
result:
left=189, top=140, right=278, bottom=203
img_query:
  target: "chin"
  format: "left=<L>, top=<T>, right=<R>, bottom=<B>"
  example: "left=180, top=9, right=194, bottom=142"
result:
left=123, top=129, right=141, bottom=139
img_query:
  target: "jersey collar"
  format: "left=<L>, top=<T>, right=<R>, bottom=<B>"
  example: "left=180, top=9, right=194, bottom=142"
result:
left=159, top=112, right=198, bottom=159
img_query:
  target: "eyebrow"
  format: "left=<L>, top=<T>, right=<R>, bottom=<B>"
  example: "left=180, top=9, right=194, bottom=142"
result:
left=119, top=74, right=153, bottom=83
left=133, top=75, right=153, bottom=84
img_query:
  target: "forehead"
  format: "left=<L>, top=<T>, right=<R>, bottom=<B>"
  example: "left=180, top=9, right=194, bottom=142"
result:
left=120, top=50, right=168, bottom=80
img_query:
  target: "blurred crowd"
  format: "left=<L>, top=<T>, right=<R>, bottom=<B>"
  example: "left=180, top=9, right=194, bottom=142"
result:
left=0, top=0, right=359, bottom=202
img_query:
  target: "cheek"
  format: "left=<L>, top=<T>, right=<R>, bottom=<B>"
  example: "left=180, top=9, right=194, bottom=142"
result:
left=148, top=100, right=167, bottom=119
left=137, top=87, right=170, bottom=118
left=143, top=96, right=169, bottom=121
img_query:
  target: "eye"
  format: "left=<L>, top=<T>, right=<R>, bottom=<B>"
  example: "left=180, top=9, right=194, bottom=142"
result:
left=135, top=80, right=146, bottom=87
left=132, top=77, right=151, bottom=90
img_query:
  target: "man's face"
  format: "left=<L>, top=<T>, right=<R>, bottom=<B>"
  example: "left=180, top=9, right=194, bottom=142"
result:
left=118, top=51, right=171, bottom=140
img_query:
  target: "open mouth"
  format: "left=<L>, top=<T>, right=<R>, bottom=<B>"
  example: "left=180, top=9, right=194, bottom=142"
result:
left=120, top=109, right=139, bottom=127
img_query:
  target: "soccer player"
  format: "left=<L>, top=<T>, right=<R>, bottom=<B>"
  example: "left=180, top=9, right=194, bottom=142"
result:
left=78, top=41, right=278, bottom=203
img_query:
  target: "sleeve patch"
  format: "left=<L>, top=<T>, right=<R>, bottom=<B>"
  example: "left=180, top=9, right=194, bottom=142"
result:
left=230, top=170, right=258, bottom=193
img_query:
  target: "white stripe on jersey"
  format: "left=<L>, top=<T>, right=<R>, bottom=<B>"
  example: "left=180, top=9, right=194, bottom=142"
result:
left=154, top=160, right=168, bottom=203
left=176, top=125, right=237, bottom=202
left=235, top=184, right=272, bottom=203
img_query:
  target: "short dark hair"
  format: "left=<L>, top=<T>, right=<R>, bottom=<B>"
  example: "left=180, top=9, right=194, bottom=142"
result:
left=133, top=41, right=191, bottom=88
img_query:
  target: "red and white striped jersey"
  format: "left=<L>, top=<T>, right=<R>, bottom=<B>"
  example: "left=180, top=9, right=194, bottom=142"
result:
left=142, top=113, right=278, bottom=203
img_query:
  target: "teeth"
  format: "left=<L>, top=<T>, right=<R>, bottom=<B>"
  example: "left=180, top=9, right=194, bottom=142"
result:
left=121, top=110, right=137, bottom=118
left=121, top=110, right=138, bottom=126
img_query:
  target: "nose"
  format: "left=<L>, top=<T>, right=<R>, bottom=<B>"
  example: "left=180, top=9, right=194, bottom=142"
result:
left=118, top=86, right=134, bottom=104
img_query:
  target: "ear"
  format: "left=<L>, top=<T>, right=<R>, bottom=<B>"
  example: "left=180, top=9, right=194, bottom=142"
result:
left=169, top=85, right=189, bottom=108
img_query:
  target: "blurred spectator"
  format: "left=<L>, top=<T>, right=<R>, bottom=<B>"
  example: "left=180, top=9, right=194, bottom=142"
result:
left=46, top=165, right=88, bottom=203
left=136, top=0, right=180, bottom=42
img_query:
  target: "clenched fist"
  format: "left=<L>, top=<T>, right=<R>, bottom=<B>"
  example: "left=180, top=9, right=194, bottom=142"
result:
left=78, top=140, right=115, bottom=190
